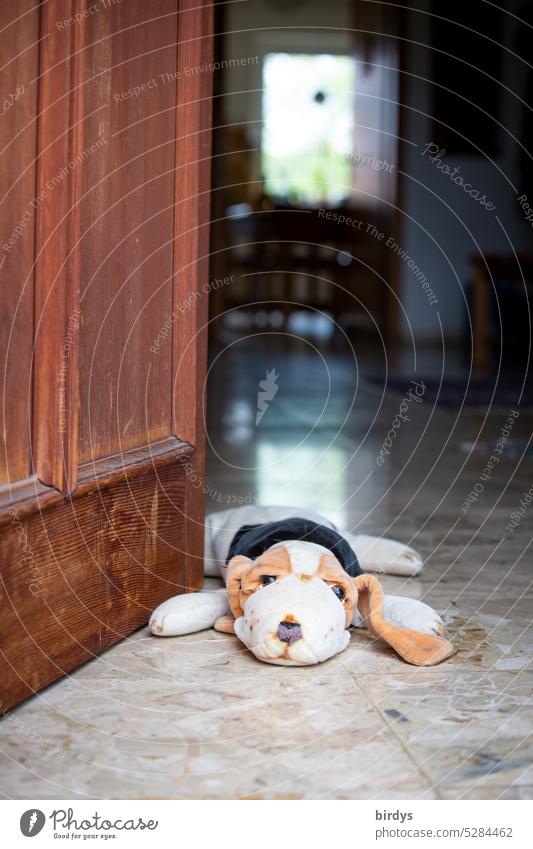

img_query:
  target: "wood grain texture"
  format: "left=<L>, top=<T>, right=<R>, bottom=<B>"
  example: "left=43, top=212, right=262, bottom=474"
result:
left=172, top=0, right=214, bottom=445
left=0, top=1, right=40, bottom=486
left=33, top=0, right=82, bottom=493
left=76, top=434, right=191, bottom=491
left=0, top=437, right=190, bottom=525
left=0, top=0, right=214, bottom=710
left=77, top=0, right=180, bottom=464
left=172, top=0, right=214, bottom=589
left=0, top=455, right=191, bottom=712
left=0, top=477, right=59, bottom=528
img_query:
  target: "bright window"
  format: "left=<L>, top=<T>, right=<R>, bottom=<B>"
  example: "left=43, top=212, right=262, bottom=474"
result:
left=261, top=53, right=356, bottom=206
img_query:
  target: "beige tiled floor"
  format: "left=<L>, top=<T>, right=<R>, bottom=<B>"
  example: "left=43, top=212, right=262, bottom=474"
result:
left=1, top=341, right=532, bottom=798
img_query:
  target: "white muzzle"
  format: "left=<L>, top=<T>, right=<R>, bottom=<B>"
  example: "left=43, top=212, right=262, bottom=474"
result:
left=234, top=573, right=350, bottom=665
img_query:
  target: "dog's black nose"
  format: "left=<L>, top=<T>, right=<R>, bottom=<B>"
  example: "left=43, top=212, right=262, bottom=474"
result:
left=277, top=620, right=302, bottom=644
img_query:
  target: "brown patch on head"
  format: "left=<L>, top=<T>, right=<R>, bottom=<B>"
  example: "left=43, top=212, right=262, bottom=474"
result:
left=226, top=546, right=292, bottom=618
left=226, top=555, right=254, bottom=618
left=317, top=553, right=358, bottom=626
left=297, top=573, right=312, bottom=581
left=256, top=545, right=292, bottom=571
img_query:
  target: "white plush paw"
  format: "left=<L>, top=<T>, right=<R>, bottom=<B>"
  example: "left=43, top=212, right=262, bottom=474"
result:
left=381, top=595, right=444, bottom=635
left=149, top=590, right=228, bottom=637
left=351, top=534, right=423, bottom=576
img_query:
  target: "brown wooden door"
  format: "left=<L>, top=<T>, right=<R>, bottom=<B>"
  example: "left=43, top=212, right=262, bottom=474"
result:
left=0, top=0, right=213, bottom=711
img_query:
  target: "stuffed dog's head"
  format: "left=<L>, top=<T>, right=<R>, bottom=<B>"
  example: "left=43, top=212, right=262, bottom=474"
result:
left=223, top=542, right=453, bottom=667
left=227, top=543, right=355, bottom=665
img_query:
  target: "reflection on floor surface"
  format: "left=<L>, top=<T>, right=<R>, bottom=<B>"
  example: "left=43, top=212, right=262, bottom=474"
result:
left=1, top=338, right=531, bottom=799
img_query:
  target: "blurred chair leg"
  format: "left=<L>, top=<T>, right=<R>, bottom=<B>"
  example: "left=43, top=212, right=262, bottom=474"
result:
left=280, top=244, right=291, bottom=329
left=473, top=263, right=489, bottom=371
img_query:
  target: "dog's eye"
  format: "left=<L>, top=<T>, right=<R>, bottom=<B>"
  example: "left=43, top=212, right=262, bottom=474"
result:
left=331, top=585, right=345, bottom=600
left=260, top=575, right=276, bottom=586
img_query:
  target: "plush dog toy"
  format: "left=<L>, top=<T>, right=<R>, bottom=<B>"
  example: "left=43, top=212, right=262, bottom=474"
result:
left=150, top=505, right=454, bottom=666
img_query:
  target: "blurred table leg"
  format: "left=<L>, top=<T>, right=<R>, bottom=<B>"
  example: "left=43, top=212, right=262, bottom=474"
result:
left=473, top=261, right=490, bottom=371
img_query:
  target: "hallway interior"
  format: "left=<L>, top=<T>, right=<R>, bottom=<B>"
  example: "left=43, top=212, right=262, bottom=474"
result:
left=1, top=337, right=531, bottom=799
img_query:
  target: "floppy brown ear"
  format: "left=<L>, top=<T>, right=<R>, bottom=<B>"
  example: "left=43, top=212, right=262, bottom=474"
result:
left=214, top=615, right=235, bottom=634
left=354, top=574, right=454, bottom=666
left=226, top=554, right=253, bottom=618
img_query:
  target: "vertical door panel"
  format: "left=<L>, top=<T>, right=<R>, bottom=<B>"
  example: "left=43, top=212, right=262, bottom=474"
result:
left=0, top=1, right=40, bottom=486
left=0, top=0, right=214, bottom=712
left=78, top=0, right=179, bottom=463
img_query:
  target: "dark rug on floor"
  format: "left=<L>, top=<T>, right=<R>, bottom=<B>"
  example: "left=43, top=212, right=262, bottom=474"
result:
left=367, top=377, right=533, bottom=410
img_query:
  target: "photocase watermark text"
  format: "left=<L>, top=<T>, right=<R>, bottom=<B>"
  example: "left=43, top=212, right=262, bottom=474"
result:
left=3, top=138, right=107, bottom=254
left=376, top=381, right=426, bottom=465
left=57, top=310, right=81, bottom=434
left=461, top=410, right=519, bottom=514
left=517, top=193, right=533, bottom=230
left=422, top=143, right=496, bottom=211
left=150, top=275, right=234, bottom=354
left=51, top=807, right=158, bottom=832
left=318, top=211, right=437, bottom=306
left=114, top=56, right=260, bottom=103
left=178, top=455, right=257, bottom=505
left=8, top=509, right=46, bottom=598
left=1, top=84, right=24, bottom=117
left=256, top=369, right=279, bottom=425
left=319, top=143, right=394, bottom=173
left=56, top=0, right=123, bottom=29
left=505, top=483, right=533, bottom=534
left=1, top=697, right=65, bottom=758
